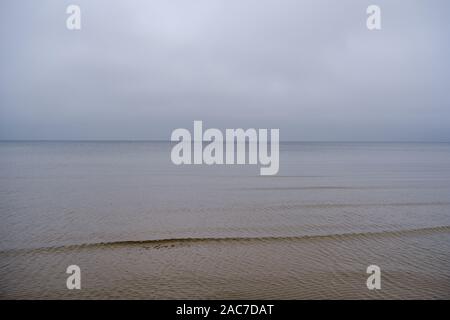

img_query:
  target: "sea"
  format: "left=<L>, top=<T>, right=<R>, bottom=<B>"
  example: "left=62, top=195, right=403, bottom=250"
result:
left=1, top=141, right=449, bottom=299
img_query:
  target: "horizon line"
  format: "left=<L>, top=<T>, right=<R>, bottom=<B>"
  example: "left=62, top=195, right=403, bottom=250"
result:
left=1, top=139, right=449, bottom=143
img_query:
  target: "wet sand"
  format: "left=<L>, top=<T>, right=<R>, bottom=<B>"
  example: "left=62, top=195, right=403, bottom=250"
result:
left=1, top=226, right=450, bottom=299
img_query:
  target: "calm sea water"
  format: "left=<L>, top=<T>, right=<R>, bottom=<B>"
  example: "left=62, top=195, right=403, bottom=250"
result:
left=1, top=142, right=450, bottom=299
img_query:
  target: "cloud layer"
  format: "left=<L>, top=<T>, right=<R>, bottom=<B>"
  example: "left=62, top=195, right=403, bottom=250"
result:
left=1, top=0, right=449, bottom=140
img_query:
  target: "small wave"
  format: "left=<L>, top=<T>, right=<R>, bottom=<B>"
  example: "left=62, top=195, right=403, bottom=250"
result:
left=239, top=186, right=357, bottom=191
left=2, top=225, right=450, bottom=256
left=265, top=202, right=450, bottom=210
left=240, top=186, right=450, bottom=191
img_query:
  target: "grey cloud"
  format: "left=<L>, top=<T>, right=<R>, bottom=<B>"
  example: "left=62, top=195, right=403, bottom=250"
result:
left=0, top=0, right=449, bottom=140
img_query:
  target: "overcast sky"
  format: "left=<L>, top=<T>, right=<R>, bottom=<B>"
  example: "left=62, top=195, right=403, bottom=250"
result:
left=0, top=0, right=449, bottom=141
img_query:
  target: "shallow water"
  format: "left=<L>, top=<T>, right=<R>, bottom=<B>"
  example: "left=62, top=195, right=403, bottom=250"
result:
left=1, top=142, right=450, bottom=299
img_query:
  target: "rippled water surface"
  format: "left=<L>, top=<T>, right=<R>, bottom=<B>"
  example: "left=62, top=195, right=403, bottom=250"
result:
left=1, top=142, right=450, bottom=299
